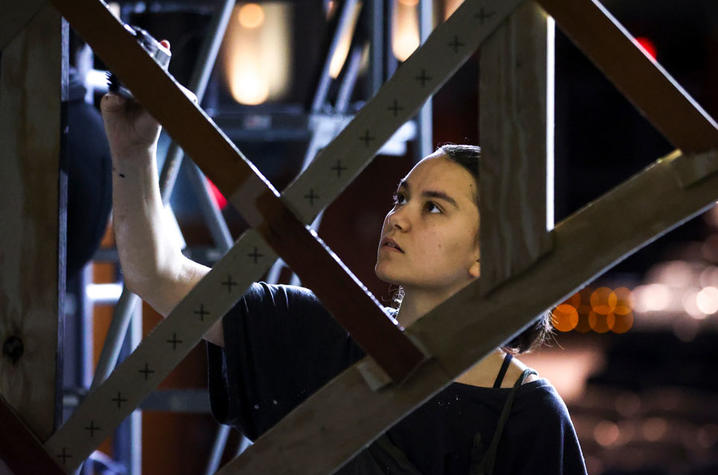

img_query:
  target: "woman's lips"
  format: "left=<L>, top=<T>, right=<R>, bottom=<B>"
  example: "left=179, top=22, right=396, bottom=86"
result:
left=381, top=238, right=404, bottom=253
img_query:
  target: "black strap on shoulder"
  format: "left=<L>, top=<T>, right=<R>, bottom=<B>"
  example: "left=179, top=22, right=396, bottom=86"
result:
left=471, top=368, right=538, bottom=475
left=492, top=353, right=513, bottom=389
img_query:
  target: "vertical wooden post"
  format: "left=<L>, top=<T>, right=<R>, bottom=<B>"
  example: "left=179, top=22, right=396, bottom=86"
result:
left=478, top=1, right=554, bottom=295
left=0, top=0, right=47, bottom=51
left=0, top=3, right=65, bottom=443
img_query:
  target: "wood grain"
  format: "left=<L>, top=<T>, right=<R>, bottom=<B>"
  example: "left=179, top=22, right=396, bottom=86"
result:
left=0, top=4, right=63, bottom=442
left=479, top=1, right=554, bottom=294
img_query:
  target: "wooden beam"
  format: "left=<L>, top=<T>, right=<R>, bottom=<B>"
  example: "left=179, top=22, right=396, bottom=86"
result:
left=478, top=1, right=554, bottom=294
left=217, top=148, right=718, bottom=474
left=48, top=0, right=425, bottom=383
left=535, top=0, right=718, bottom=154
left=0, top=3, right=63, bottom=442
left=0, top=395, right=63, bottom=474
left=0, top=0, right=46, bottom=51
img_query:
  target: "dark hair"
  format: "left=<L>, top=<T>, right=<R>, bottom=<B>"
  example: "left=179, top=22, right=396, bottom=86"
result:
left=437, top=144, right=552, bottom=354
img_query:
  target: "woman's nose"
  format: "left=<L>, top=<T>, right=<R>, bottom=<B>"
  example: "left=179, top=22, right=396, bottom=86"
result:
left=387, top=207, right=410, bottom=231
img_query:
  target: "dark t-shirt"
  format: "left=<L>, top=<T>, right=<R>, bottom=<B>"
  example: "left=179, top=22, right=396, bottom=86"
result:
left=207, top=283, right=587, bottom=474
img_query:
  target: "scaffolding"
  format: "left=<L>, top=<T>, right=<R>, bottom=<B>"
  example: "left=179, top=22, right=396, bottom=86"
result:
left=1, top=0, right=717, bottom=473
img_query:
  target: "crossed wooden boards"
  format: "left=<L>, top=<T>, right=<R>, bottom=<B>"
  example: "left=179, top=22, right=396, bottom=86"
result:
left=3, top=0, right=716, bottom=473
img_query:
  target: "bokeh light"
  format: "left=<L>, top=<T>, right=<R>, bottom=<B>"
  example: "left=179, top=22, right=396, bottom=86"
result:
left=392, top=0, right=420, bottom=61
left=590, top=287, right=617, bottom=315
left=682, top=288, right=706, bottom=319
left=589, top=311, right=612, bottom=333
left=613, top=287, right=632, bottom=315
left=696, top=286, right=718, bottom=315
left=238, top=3, right=265, bottom=29
left=641, top=417, right=667, bottom=442
left=552, top=304, right=579, bottom=332
left=632, top=283, right=671, bottom=312
left=568, top=292, right=582, bottom=308
left=651, top=260, right=693, bottom=288
left=594, top=420, right=620, bottom=447
left=575, top=305, right=592, bottom=333
left=634, top=36, right=657, bottom=60
left=611, top=312, right=633, bottom=334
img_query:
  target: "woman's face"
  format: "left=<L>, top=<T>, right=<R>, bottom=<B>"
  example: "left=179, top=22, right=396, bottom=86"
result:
left=375, top=153, right=480, bottom=295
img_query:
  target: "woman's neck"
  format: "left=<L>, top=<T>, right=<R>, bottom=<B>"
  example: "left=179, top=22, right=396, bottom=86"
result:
left=396, top=286, right=458, bottom=328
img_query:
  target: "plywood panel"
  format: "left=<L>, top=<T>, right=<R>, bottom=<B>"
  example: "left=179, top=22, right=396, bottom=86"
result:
left=0, top=4, right=63, bottom=442
left=479, top=1, right=553, bottom=294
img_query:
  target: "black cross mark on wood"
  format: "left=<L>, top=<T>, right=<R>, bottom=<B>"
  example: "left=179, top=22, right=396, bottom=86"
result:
left=388, top=99, right=403, bottom=117
left=359, top=130, right=375, bottom=147
left=194, top=304, right=210, bottom=322
left=331, top=160, right=347, bottom=178
left=415, top=69, right=432, bottom=87
left=304, top=189, right=320, bottom=206
left=139, top=362, right=155, bottom=380
left=475, top=7, right=495, bottom=24
left=84, top=420, right=101, bottom=438
left=57, top=447, right=72, bottom=464
left=221, top=275, right=238, bottom=293
left=248, top=247, right=264, bottom=264
left=167, top=333, right=183, bottom=350
left=112, top=391, right=128, bottom=409
left=449, top=36, right=464, bottom=53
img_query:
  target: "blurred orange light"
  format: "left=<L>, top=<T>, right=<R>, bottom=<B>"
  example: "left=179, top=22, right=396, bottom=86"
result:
left=614, top=287, right=632, bottom=315
left=238, top=3, right=265, bottom=29
left=611, top=312, right=633, bottom=334
left=590, top=287, right=617, bottom=315
left=552, top=304, right=579, bottom=332
left=589, top=311, right=611, bottom=333
left=567, top=292, right=582, bottom=308
left=575, top=305, right=592, bottom=333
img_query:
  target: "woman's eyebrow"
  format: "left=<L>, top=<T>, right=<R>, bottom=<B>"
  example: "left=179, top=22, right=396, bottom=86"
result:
left=397, top=180, right=459, bottom=209
left=423, top=190, right=459, bottom=209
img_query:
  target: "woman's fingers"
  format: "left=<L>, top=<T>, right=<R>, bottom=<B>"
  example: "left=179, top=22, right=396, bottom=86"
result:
left=100, top=92, right=127, bottom=114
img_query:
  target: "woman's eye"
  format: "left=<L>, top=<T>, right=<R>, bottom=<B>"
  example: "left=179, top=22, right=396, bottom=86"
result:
left=425, top=201, right=441, bottom=214
left=392, top=193, right=407, bottom=205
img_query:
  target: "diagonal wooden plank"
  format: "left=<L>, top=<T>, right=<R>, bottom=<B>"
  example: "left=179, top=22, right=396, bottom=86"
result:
left=0, top=395, right=63, bottom=474
left=0, top=0, right=47, bottom=50
left=49, top=0, right=424, bottom=383
left=535, top=0, right=718, bottom=154
left=479, top=1, right=554, bottom=294
left=283, top=0, right=525, bottom=224
left=218, top=147, right=718, bottom=474
left=45, top=230, right=276, bottom=472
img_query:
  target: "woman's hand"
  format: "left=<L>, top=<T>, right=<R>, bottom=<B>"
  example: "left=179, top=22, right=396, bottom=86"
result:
left=100, top=93, right=161, bottom=161
left=99, top=40, right=197, bottom=162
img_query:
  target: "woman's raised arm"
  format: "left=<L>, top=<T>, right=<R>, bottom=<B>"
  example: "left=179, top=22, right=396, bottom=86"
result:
left=100, top=91, right=223, bottom=346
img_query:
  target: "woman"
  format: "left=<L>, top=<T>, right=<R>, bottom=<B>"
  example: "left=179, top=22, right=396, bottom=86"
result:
left=103, top=83, right=586, bottom=473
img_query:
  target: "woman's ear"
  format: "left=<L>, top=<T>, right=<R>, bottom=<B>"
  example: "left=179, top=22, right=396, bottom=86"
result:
left=469, top=259, right=480, bottom=278
left=469, top=245, right=480, bottom=278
